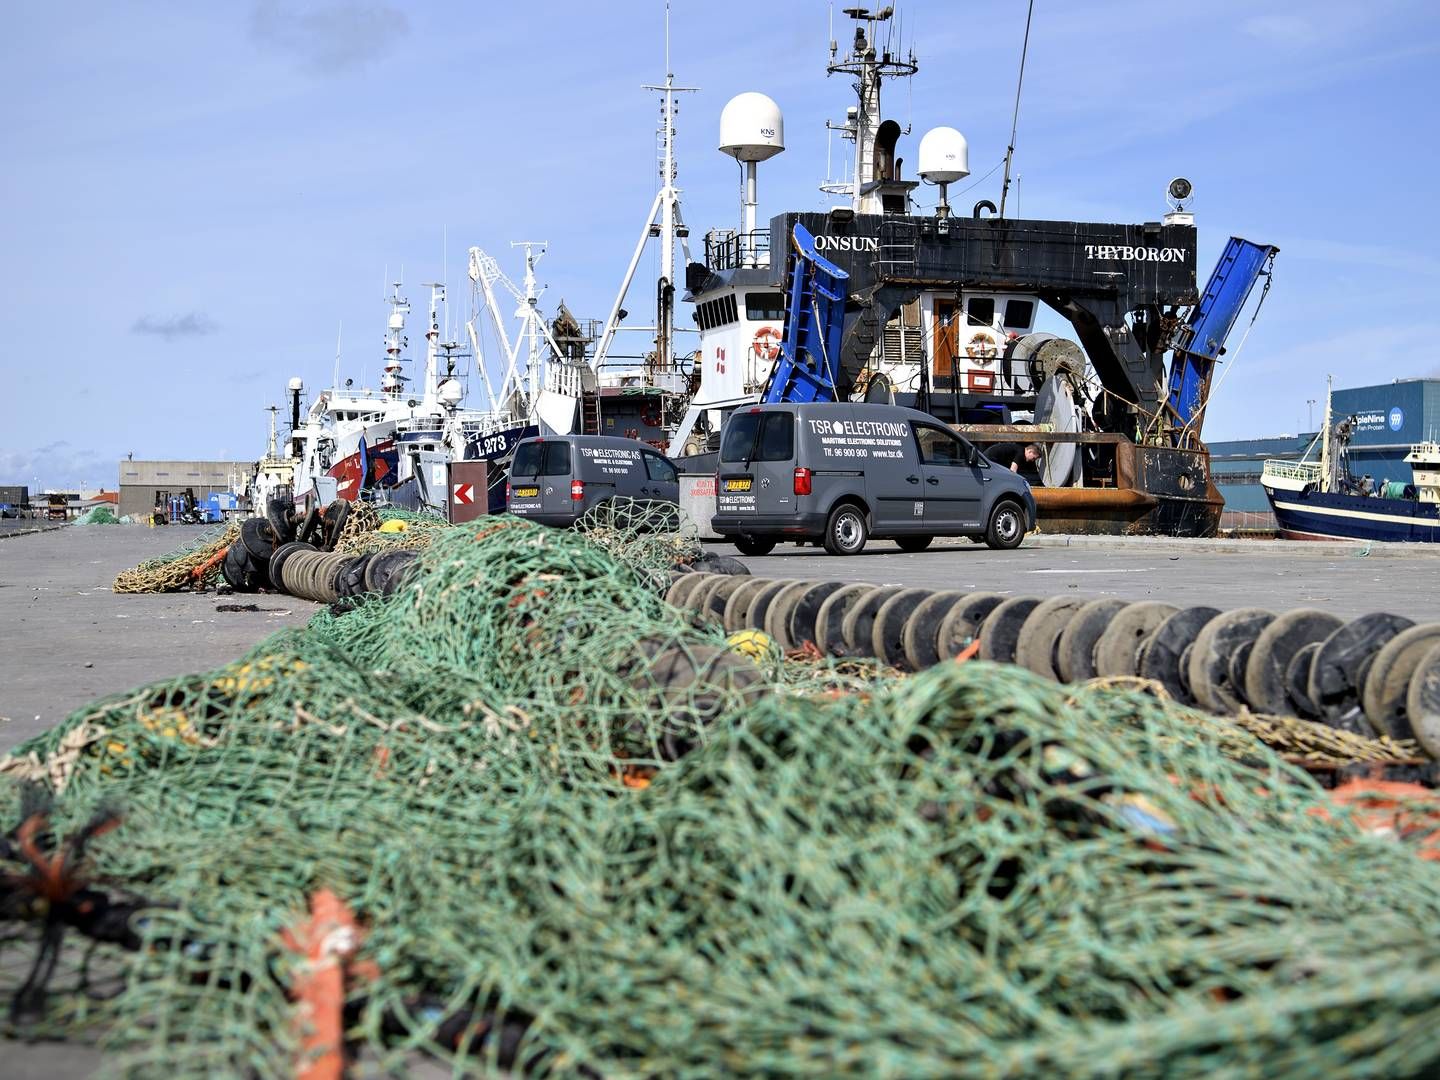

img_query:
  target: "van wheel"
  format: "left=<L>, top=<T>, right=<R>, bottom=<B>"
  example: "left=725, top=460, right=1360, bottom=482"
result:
left=824, top=504, right=868, bottom=556
left=895, top=535, right=933, bottom=553
left=985, top=501, right=1026, bottom=550
left=733, top=535, right=777, bottom=557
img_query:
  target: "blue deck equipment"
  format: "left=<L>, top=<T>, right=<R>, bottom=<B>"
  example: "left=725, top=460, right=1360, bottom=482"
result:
left=1165, top=236, right=1278, bottom=445
left=762, top=224, right=850, bottom=404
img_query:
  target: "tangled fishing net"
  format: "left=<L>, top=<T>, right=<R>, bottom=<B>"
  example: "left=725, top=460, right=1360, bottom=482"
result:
left=73, top=506, right=122, bottom=526
left=11, top=516, right=1440, bottom=1077
left=112, top=522, right=240, bottom=593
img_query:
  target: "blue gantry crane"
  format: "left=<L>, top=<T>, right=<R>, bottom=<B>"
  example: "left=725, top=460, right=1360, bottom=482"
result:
left=1165, top=237, right=1278, bottom=446
left=761, top=224, right=850, bottom=404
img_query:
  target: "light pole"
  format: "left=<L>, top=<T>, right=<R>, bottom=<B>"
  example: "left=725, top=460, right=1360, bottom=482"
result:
left=1306, top=398, right=1317, bottom=431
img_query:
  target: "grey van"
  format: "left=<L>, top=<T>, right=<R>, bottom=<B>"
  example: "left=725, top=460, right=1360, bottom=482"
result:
left=711, top=403, right=1035, bottom=555
left=507, top=435, right=680, bottom=527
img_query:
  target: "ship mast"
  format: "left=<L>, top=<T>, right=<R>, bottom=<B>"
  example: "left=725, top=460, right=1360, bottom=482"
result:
left=380, top=281, right=410, bottom=397
left=420, top=283, right=445, bottom=409
left=591, top=2, right=696, bottom=380
left=1320, top=374, right=1334, bottom=492
left=821, top=6, right=917, bottom=213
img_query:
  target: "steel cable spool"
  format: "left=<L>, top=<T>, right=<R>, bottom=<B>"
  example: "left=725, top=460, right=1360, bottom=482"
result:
left=784, top=581, right=851, bottom=650
left=900, top=590, right=972, bottom=670
left=1136, top=607, right=1220, bottom=706
left=763, top=581, right=822, bottom=648
left=869, top=588, right=936, bottom=670
left=1243, top=609, right=1345, bottom=718
left=840, top=586, right=905, bottom=658
left=934, top=592, right=1006, bottom=662
left=1309, top=613, right=1416, bottom=733
left=722, top=579, right=772, bottom=633
left=978, top=596, right=1042, bottom=664
left=1186, top=609, right=1276, bottom=715
left=813, top=584, right=873, bottom=655
left=1361, top=624, right=1440, bottom=741
left=1055, top=598, right=1130, bottom=683
left=1406, top=642, right=1440, bottom=759
left=1013, top=596, right=1090, bottom=680
left=1092, top=602, right=1179, bottom=678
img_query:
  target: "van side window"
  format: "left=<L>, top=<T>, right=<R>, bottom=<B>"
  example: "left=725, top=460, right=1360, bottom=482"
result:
left=755, top=412, right=794, bottom=461
left=542, top=442, right=572, bottom=476
left=913, top=424, right=970, bottom=466
left=643, top=453, right=678, bottom=483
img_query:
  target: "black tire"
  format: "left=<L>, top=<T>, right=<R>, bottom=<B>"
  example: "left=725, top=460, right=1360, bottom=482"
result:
left=240, top=516, right=276, bottom=562
left=895, top=535, right=933, bottom=553
left=733, top=535, right=777, bottom=557
left=823, top=503, right=868, bottom=556
left=266, top=498, right=295, bottom=546
left=984, top=500, right=1026, bottom=550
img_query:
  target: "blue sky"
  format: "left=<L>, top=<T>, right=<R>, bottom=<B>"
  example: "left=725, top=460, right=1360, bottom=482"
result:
left=4, top=0, right=1439, bottom=489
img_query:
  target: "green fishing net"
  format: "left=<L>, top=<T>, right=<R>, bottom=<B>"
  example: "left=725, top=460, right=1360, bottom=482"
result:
left=6, top=516, right=1440, bottom=1078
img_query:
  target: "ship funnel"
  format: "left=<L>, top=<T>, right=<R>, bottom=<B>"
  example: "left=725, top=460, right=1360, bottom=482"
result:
left=918, top=126, right=970, bottom=221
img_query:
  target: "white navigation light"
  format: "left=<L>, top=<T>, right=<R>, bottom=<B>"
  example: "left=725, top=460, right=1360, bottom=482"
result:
left=918, top=126, right=971, bottom=183
left=719, top=92, right=785, bottom=162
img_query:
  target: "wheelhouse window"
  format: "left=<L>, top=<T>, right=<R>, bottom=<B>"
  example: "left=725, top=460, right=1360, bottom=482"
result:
left=745, top=292, right=785, bottom=321
left=966, top=297, right=995, bottom=326
left=1003, top=299, right=1035, bottom=329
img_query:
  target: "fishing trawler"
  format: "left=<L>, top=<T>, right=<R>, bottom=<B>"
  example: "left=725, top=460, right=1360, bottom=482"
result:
left=669, top=4, right=1279, bottom=536
left=1261, top=384, right=1440, bottom=543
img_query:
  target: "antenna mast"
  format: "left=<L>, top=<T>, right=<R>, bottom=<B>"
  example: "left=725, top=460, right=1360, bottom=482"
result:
left=821, top=5, right=917, bottom=212
left=592, top=1, right=696, bottom=382
left=998, top=0, right=1035, bottom=219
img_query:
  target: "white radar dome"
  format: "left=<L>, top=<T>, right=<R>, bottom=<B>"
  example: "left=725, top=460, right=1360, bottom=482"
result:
left=437, top=379, right=463, bottom=406
left=719, top=92, right=785, bottom=163
left=287, top=377, right=304, bottom=391
left=918, top=127, right=971, bottom=184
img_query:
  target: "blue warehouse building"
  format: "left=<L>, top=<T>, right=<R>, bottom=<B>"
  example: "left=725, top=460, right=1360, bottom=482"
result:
left=1209, top=378, right=1440, bottom=516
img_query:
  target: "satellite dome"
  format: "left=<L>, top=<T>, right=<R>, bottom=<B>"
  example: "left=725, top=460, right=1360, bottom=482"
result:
left=437, top=379, right=463, bottom=406
left=287, top=377, right=304, bottom=391
left=918, top=127, right=971, bottom=184
left=719, top=92, right=785, bottom=163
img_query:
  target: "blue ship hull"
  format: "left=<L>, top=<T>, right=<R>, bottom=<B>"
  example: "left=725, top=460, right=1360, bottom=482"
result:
left=1264, top=487, right=1440, bottom=543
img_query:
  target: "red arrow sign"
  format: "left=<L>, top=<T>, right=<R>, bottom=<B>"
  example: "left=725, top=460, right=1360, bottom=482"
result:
left=452, top=482, right=473, bottom=505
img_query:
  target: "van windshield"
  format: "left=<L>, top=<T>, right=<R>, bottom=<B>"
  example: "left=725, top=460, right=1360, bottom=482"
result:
left=720, top=412, right=793, bottom=463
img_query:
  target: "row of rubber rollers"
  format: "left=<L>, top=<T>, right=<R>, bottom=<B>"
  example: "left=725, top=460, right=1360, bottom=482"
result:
left=222, top=498, right=416, bottom=602
left=665, top=574, right=1440, bottom=759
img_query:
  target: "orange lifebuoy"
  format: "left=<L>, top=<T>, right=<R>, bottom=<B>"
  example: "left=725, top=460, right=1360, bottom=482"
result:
left=965, top=329, right=999, bottom=366
left=751, top=325, right=782, bottom=362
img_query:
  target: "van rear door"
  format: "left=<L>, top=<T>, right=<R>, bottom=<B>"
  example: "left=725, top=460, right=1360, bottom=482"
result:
left=718, top=409, right=795, bottom=516
left=539, top=440, right=574, bottom=520
left=508, top=440, right=545, bottom=517
left=911, top=422, right=985, bottom=532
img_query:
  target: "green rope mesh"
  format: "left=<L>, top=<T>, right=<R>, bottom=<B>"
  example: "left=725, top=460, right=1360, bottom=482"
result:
left=5, top=516, right=1440, bottom=1077
left=73, top=507, right=121, bottom=525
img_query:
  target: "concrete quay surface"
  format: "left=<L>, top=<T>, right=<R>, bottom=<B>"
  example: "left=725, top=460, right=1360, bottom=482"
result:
left=0, top=525, right=317, bottom=753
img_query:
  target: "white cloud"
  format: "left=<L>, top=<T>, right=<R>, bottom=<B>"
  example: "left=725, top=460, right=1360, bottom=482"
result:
left=1241, top=14, right=1322, bottom=47
left=249, top=1, right=408, bottom=73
